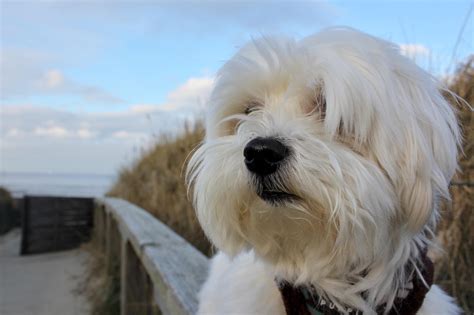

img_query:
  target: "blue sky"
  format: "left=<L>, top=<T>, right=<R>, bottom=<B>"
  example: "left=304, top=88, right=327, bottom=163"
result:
left=1, top=1, right=473, bottom=174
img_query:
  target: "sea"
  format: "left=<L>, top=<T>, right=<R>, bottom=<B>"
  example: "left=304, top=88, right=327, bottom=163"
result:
left=0, top=172, right=116, bottom=198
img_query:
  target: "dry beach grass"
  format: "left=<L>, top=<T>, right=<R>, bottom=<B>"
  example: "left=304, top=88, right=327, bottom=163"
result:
left=107, top=57, right=473, bottom=313
left=435, top=57, right=473, bottom=313
left=108, top=124, right=212, bottom=255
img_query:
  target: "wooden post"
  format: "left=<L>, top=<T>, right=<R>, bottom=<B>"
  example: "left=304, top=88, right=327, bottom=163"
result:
left=20, top=196, right=30, bottom=255
left=122, top=241, right=159, bottom=315
left=120, top=237, right=128, bottom=315
left=105, top=212, right=112, bottom=268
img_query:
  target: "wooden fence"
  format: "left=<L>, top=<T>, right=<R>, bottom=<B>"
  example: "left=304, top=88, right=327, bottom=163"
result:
left=94, top=197, right=209, bottom=315
left=21, top=196, right=94, bottom=254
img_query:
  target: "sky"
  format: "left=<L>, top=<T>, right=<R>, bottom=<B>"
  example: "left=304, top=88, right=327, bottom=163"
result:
left=1, top=0, right=473, bottom=175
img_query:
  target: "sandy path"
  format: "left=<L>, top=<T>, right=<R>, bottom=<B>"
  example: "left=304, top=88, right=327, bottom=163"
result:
left=0, top=229, right=91, bottom=315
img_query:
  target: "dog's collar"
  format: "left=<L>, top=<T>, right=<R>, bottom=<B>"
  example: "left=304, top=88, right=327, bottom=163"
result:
left=276, top=251, right=434, bottom=315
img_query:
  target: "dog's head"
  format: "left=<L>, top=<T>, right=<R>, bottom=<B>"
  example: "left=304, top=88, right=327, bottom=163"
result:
left=187, top=28, right=459, bottom=302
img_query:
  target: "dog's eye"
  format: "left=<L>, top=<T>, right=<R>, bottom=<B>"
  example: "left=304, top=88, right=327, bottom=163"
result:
left=244, top=101, right=262, bottom=115
left=305, top=86, right=326, bottom=119
left=244, top=107, right=255, bottom=115
left=314, top=93, right=326, bottom=119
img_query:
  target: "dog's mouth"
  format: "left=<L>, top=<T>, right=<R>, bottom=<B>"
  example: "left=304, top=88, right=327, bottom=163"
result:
left=251, top=173, right=298, bottom=205
left=257, top=189, right=299, bottom=204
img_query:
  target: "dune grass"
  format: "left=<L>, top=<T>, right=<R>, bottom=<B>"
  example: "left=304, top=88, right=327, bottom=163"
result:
left=107, top=57, right=473, bottom=312
left=435, top=56, right=473, bottom=312
left=107, top=123, right=212, bottom=255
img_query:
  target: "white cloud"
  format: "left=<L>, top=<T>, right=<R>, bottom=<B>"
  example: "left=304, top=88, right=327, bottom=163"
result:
left=42, top=69, right=66, bottom=89
left=399, top=44, right=431, bottom=60
left=5, top=128, right=24, bottom=138
left=130, top=104, right=159, bottom=113
left=0, top=49, right=124, bottom=104
left=34, top=125, right=70, bottom=138
left=162, top=76, right=214, bottom=111
left=77, top=128, right=96, bottom=139
left=112, top=130, right=147, bottom=140
left=125, top=76, right=214, bottom=114
left=1, top=105, right=150, bottom=173
left=1, top=74, right=212, bottom=173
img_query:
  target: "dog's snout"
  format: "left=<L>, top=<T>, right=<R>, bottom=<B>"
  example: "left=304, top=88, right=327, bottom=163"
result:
left=244, top=137, right=289, bottom=175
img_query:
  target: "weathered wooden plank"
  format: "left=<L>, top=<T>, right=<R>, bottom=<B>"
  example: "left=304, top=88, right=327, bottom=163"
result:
left=28, top=208, right=92, bottom=217
left=27, top=197, right=93, bottom=214
left=28, top=224, right=91, bottom=235
left=96, top=197, right=209, bottom=315
left=28, top=216, right=92, bottom=228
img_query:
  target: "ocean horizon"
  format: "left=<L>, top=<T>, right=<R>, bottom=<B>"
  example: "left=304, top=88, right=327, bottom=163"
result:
left=0, top=171, right=116, bottom=198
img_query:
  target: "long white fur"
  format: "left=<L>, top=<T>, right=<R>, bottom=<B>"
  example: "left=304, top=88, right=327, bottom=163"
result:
left=187, top=27, right=461, bottom=315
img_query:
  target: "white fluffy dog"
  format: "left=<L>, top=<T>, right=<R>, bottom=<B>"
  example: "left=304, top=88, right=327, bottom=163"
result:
left=187, top=28, right=461, bottom=315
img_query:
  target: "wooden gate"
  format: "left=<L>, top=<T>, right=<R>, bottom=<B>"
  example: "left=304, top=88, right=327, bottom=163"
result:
left=21, top=196, right=94, bottom=255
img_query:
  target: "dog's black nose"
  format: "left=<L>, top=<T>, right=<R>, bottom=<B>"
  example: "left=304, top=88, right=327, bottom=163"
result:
left=244, top=137, right=289, bottom=176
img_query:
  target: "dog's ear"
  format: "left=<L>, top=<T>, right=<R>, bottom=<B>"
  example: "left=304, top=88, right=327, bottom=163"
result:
left=399, top=168, right=435, bottom=233
left=393, top=71, right=460, bottom=233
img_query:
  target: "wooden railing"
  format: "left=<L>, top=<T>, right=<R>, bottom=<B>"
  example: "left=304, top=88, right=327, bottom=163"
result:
left=94, top=197, right=209, bottom=315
